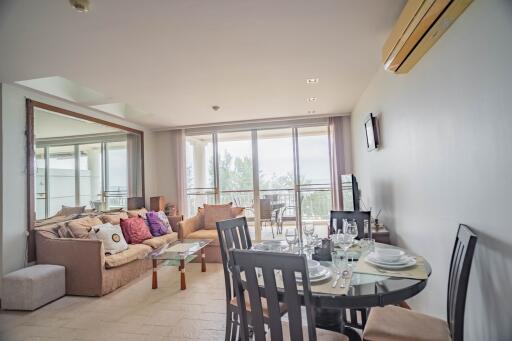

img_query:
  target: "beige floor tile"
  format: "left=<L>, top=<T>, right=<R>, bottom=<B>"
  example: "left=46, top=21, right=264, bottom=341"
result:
left=0, top=263, right=227, bottom=341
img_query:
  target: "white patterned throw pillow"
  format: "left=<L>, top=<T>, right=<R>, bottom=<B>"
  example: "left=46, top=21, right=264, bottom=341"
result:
left=156, top=211, right=172, bottom=233
left=92, top=223, right=129, bottom=255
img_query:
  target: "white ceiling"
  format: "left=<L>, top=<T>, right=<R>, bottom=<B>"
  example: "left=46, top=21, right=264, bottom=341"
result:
left=0, top=0, right=404, bottom=128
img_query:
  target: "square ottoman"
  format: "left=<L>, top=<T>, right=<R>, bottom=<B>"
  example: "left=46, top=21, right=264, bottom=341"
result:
left=1, top=264, right=65, bottom=310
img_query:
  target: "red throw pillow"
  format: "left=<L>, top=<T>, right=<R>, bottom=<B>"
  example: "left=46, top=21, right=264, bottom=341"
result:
left=120, top=217, right=152, bottom=244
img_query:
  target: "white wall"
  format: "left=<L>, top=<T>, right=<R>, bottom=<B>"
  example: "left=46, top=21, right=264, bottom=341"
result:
left=153, top=130, right=180, bottom=207
left=0, top=83, right=157, bottom=283
left=351, top=0, right=512, bottom=340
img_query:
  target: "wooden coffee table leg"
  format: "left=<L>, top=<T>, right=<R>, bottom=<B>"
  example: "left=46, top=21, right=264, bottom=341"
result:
left=180, top=259, right=186, bottom=290
left=201, top=248, right=207, bottom=272
left=152, top=259, right=158, bottom=289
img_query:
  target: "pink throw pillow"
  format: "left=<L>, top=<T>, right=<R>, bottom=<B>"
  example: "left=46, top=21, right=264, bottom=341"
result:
left=120, top=217, right=152, bottom=244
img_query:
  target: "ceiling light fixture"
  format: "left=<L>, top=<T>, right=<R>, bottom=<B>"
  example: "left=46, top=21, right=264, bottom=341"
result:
left=307, top=110, right=317, bottom=114
left=307, top=97, right=317, bottom=102
left=212, top=105, right=220, bottom=111
left=69, top=0, right=90, bottom=12
left=306, top=78, right=319, bottom=84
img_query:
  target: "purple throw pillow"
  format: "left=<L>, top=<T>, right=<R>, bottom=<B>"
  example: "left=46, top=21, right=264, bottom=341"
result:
left=146, top=211, right=168, bottom=237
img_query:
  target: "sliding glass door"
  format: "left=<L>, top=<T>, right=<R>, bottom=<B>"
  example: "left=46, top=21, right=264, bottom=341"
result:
left=217, top=131, right=256, bottom=236
left=185, top=124, right=332, bottom=241
left=257, top=128, right=296, bottom=240
left=296, top=126, right=332, bottom=238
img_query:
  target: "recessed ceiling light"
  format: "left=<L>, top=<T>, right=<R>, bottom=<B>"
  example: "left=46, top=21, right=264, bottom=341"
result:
left=306, top=78, right=319, bottom=84
left=307, top=97, right=317, bottom=102
left=307, top=110, right=316, bottom=114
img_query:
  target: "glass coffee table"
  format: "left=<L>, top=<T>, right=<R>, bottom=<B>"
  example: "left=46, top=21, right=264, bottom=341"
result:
left=146, top=239, right=213, bottom=290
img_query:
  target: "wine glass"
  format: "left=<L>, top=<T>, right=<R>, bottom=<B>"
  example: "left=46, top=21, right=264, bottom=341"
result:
left=303, top=223, right=315, bottom=246
left=285, top=228, right=298, bottom=252
left=346, top=221, right=358, bottom=266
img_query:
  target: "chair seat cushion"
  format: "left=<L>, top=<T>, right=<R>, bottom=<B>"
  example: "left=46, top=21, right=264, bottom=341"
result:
left=187, top=229, right=219, bottom=246
left=104, top=244, right=152, bottom=268
left=143, top=232, right=178, bottom=249
left=266, top=321, right=348, bottom=341
left=363, top=305, right=451, bottom=341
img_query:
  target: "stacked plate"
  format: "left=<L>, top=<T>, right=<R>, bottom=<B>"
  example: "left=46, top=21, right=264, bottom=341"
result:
left=297, top=260, right=331, bottom=283
left=252, top=240, right=287, bottom=252
left=365, top=247, right=416, bottom=269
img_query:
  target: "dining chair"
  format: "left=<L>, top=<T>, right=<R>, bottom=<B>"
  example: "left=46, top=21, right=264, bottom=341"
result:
left=330, top=210, right=371, bottom=239
left=362, top=224, right=478, bottom=341
left=217, top=217, right=286, bottom=341
left=260, top=198, right=275, bottom=238
left=230, top=249, right=349, bottom=341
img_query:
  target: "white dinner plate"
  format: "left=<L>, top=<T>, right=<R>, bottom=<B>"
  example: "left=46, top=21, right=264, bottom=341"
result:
left=367, top=252, right=411, bottom=265
left=252, top=242, right=286, bottom=252
left=296, top=266, right=331, bottom=282
left=365, top=255, right=417, bottom=269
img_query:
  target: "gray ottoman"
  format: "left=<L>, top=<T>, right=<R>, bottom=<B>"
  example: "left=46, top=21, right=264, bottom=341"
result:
left=1, top=264, right=65, bottom=310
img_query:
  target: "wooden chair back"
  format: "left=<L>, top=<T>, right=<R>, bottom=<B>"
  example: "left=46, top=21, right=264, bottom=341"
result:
left=216, top=217, right=252, bottom=302
left=447, top=224, right=477, bottom=341
left=230, top=249, right=317, bottom=341
left=260, top=198, right=273, bottom=220
left=330, top=210, right=371, bottom=239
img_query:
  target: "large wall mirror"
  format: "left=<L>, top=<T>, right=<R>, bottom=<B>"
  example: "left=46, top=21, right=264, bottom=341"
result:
left=26, top=100, right=144, bottom=260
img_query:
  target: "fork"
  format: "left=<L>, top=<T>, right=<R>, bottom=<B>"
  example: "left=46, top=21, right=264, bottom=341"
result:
left=332, top=272, right=341, bottom=288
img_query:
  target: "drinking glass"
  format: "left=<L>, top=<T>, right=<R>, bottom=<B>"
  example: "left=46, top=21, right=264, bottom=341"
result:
left=331, top=250, right=343, bottom=276
left=285, top=228, right=298, bottom=252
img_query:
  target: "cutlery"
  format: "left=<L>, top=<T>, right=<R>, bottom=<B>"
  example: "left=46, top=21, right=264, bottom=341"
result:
left=376, top=268, right=412, bottom=276
left=332, top=273, right=341, bottom=288
left=340, top=270, right=350, bottom=288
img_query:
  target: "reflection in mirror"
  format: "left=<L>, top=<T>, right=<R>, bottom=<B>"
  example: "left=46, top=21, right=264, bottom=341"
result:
left=34, top=108, right=143, bottom=219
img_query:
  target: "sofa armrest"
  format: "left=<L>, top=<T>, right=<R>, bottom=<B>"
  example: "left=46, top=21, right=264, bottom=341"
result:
left=178, top=214, right=201, bottom=240
left=36, top=233, right=105, bottom=296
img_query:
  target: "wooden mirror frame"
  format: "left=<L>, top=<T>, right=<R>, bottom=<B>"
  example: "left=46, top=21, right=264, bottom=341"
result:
left=26, top=99, right=145, bottom=262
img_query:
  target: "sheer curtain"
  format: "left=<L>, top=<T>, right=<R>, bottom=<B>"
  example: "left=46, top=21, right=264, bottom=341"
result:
left=328, top=116, right=352, bottom=210
left=127, top=133, right=142, bottom=197
left=171, top=129, right=188, bottom=216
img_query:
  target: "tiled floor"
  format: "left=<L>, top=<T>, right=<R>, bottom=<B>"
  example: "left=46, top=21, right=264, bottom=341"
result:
left=0, top=263, right=227, bottom=341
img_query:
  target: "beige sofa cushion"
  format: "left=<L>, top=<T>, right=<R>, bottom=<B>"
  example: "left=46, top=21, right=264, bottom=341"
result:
left=127, top=208, right=148, bottom=218
left=143, top=232, right=178, bottom=249
left=35, top=214, right=78, bottom=228
left=203, top=203, right=233, bottom=230
left=67, top=216, right=103, bottom=238
left=197, top=206, right=245, bottom=229
left=187, top=229, right=219, bottom=246
left=104, top=244, right=152, bottom=269
left=58, top=205, right=86, bottom=216
left=363, top=305, right=451, bottom=341
left=100, top=212, right=129, bottom=225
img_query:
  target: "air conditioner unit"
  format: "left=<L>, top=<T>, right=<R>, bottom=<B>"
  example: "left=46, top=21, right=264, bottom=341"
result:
left=383, top=0, right=473, bottom=74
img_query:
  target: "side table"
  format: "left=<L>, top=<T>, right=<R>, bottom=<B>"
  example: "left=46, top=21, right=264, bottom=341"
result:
left=366, top=226, right=391, bottom=244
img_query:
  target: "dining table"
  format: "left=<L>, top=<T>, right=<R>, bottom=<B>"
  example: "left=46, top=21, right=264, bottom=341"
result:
left=250, top=240, right=432, bottom=341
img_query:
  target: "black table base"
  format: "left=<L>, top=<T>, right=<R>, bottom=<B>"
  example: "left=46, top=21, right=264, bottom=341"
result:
left=315, top=307, right=362, bottom=341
